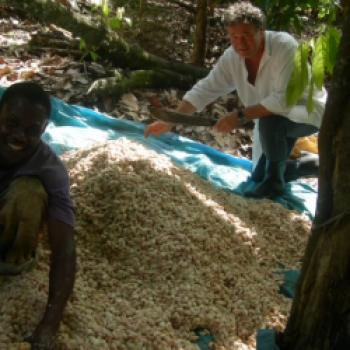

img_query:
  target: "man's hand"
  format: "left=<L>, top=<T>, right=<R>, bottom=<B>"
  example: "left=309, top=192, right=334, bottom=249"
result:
left=30, top=219, right=76, bottom=350
left=21, top=220, right=75, bottom=350
left=144, top=121, right=173, bottom=137
left=145, top=98, right=197, bottom=138
left=213, top=113, right=240, bottom=133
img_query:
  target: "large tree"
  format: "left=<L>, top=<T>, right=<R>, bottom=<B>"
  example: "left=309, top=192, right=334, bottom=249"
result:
left=281, top=9, right=350, bottom=350
left=191, top=0, right=208, bottom=66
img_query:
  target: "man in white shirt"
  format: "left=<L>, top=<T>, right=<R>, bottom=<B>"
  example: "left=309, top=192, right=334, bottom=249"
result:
left=145, top=1, right=326, bottom=198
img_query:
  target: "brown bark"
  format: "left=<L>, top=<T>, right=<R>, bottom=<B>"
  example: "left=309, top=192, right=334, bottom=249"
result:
left=139, top=0, right=146, bottom=17
left=340, top=0, right=350, bottom=16
left=281, top=11, right=350, bottom=350
left=191, top=0, right=208, bottom=66
left=87, top=69, right=200, bottom=99
left=171, top=0, right=196, bottom=14
left=29, top=28, right=81, bottom=57
left=208, top=0, right=218, bottom=17
left=315, top=11, right=350, bottom=225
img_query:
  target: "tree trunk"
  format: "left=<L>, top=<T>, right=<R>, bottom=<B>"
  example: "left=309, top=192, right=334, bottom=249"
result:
left=6, top=0, right=209, bottom=81
left=87, top=69, right=201, bottom=99
left=139, top=0, right=146, bottom=17
left=29, top=28, right=82, bottom=57
left=281, top=11, right=350, bottom=350
left=340, top=0, right=350, bottom=16
left=171, top=0, right=196, bottom=14
left=191, top=0, right=208, bottom=66
left=208, top=0, right=217, bottom=17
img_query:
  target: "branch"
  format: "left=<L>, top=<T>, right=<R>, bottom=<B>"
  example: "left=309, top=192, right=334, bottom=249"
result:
left=171, top=0, right=196, bottom=14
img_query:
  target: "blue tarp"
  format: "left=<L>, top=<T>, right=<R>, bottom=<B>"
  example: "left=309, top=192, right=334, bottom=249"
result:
left=0, top=87, right=305, bottom=350
left=256, top=269, right=301, bottom=350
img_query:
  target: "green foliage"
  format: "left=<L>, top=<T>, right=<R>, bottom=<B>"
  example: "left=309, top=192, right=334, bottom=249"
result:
left=88, top=0, right=128, bottom=30
left=100, top=1, right=127, bottom=30
left=78, top=1, right=127, bottom=61
left=306, top=77, right=315, bottom=113
left=286, top=26, right=341, bottom=112
left=317, top=0, right=338, bottom=22
left=312, top=36, right=326, bottom=89
left=311, top=26, right=341, bottom=82
left=254, top=0, right=338, bottom=32
left=326, top=27, right=341, bottom=73
left=108, top=16, right=123, bottom=30
left=79, top=38, right=100, bottom=62
left=286, top=42, right=310, bottom=107
left=282, top=0, right=341, bottom=112
left=102, top=0, right=110, bottom=17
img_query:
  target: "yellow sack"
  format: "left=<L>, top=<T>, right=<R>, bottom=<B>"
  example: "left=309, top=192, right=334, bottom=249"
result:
left=291, top=135, right=318, bottom=158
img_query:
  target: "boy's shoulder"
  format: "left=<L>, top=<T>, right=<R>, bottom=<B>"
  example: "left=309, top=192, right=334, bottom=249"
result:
left=30, top=141, right=69, bottom=185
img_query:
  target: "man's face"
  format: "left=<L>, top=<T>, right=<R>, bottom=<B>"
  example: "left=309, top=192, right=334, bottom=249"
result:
left=227, top=23, right=264, bottom=59
left=0, top=97, right=48, bottom=167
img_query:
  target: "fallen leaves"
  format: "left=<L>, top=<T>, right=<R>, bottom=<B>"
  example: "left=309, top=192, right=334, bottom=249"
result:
left=0, top=65, right=11, bottom=77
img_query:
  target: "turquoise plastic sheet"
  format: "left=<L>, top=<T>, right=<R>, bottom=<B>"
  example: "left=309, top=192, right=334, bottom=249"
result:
left=0, top=86, right=317, bottom=218
left=257, top=329, right=281, bottom=350
left=279, top=270, right=301, bottom=299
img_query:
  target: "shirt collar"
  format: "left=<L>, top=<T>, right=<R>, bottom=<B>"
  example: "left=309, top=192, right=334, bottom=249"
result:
left=259, top=31, right=271, bottom=69
left=235, top=30, right=271, bottom=66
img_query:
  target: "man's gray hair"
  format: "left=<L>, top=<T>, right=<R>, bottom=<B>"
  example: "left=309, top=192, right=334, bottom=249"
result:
left=224, top=1, right=266, bottom=30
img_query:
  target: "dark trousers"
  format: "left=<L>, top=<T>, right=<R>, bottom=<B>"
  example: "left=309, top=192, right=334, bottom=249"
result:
left=252, top=116, right=319, bottom=182
left=259, top=115, right=319, bottom=162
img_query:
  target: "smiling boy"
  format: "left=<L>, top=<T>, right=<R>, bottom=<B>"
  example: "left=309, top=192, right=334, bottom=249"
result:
left=0, top=82, right=76, bottom=349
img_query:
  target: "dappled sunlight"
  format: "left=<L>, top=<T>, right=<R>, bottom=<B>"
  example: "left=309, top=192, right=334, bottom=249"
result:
left=182, top=181, right=258, bottom=243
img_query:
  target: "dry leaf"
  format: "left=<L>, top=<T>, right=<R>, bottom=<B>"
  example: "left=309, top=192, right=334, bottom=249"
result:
left=20, top=70, right=36, bottom=80
left=7, top=72, right=19, bottom=81
left=0, top=66, right=11, bottom=77
left=120, top=93, right=139, bottom=111
left=40, top=55, right=65, bottom=67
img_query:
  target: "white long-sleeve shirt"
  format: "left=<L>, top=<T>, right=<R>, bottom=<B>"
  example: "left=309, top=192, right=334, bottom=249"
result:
left=184, top=30, right=327, bottom=165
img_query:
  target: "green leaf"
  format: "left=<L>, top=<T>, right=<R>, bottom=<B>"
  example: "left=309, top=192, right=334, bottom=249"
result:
left=312, top=34, right=327, bottom=89
left=108, top=17, right=122, bottom=30
left=328, top=4, right=337, bottom=23
left=286, top=42, right=309, bottom=106
left=90, top=51, right=99, bottom=62
left=102, top=0, right=110, bottom=17
left=306, top=79, right=315, bottom=113
left=310, top=26, right=340, bottom=86
left=79, top=38, right=86, bottom=51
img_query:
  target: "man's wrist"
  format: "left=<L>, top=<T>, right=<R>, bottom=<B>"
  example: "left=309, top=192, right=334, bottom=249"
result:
left=237, top=109, right=250, bottom=125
